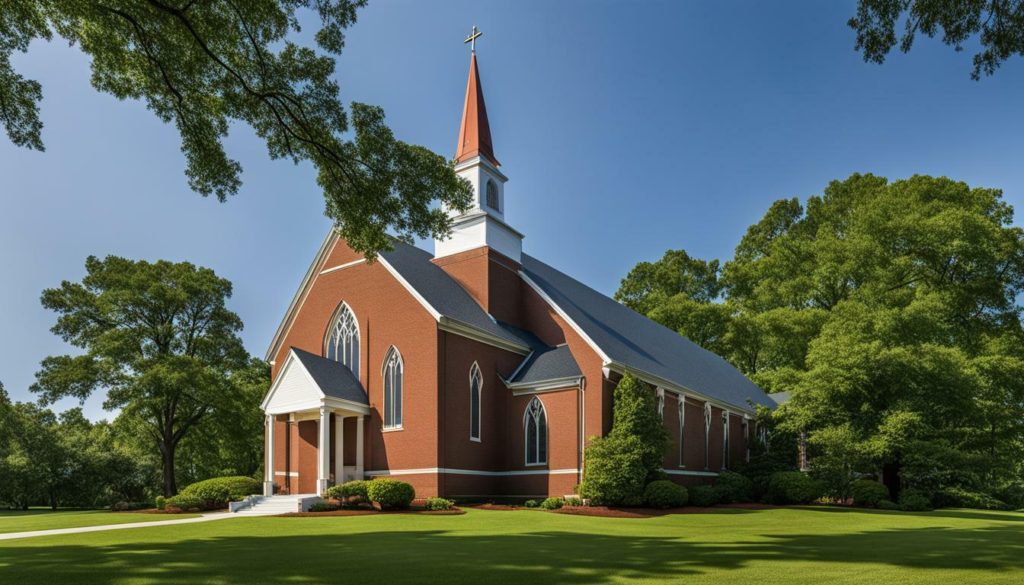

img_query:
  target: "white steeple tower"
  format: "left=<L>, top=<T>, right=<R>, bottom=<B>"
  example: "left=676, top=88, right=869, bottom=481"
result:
left=435, top=28, right=523, bottom=264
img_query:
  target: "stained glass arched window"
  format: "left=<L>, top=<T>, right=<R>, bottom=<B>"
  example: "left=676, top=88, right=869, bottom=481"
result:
left=325, top=303, right=359, bottom=380
left=524, top=397, right=547, bottom=465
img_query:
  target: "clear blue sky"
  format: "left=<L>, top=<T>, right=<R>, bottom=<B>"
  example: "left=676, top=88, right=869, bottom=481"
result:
left=2, top=1, right=1023, bottom=420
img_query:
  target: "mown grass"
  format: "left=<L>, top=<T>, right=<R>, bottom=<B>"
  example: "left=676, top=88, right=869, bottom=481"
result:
left=0, top=509, right=200, bottom=534
left=0, top=506, right=1022, bottom=584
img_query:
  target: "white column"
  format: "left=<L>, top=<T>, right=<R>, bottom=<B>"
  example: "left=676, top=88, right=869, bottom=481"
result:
left=317, top=406, right=331, bottom=495
left=335, top=413, right=346, bottom=484
left=356, top=415, right=365, bottom=479
left=264, top=414, right=275, bottom=496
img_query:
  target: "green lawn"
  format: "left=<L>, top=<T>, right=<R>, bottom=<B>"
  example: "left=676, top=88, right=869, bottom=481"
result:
left=0, top=506, right=1022, bottom=584
left=0, top=509, right=200, bottom=534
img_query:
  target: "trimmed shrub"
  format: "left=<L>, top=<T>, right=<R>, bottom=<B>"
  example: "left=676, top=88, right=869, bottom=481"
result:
left=898, top=489, right=932, bottom=512
left=851, top=479, right=890, bottom=508
left=424, top=497, right=455, bottom=511
left=738, top=451, right=798, bottom=501
left=309, top=501, right=341, bottom=512
left=578, top=434, right=649, bottom=506
left=154, top=496, right=166, bottom=511
left=714, top=471, right=754, bottom=503
left=180, top=476, right=261, bottom=508
left=540, top=497, right=565, bottom=510
left=766, top=472, right=823, bottom=505
left=166, top=494, right=204, bottom=512
left=934, top=487, right=1007, bottom=510
left=366, top=478, right=415, bottom=510
left=524, top=499, right=540, bottom=508
left=689, top=485, right=719, bottom=507
left=326, top=480, right=371, bottom=505
left=564, top=496, right=583, bottom=507
left=878, top=499, right=900, bottom=511
left=644, top=480, right=688, bottom=509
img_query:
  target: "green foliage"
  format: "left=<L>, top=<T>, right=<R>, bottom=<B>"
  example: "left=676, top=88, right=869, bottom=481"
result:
left=580, top=374, right=670, bottom=506
left=0, top=1, right=472, bottom=257
left=898, top=489, right=933, bottom=512
left=366, top=479, right=414, bottom=510
left=643, top=480, right=688, bottom=509
left=689, top=485, right=719, bottom=507
left=539, top=497, right=565, bottom=510
left=154, top=496, right=166, bottom=511
left=180, top=476, right=260, bottom=507
left=523, top=499, right=539, bottom=508
left=308, top=501, right=341, bottom=513
left=766, top=472, right=823, bottom=505
left=564, top=496, right=583, bottom=507
left=166, top=493, right=204, bottom=512
left=424, top=497, right=455, bottom=511
left=340, top=480, right=371, bottom=499
left=32, top=255, right=259, bottom=496
left=933, top=488, right=1008, bottom=511
left=850, top=480, right=889, bottom=507
left=615, top=250, right=722, bottom=314
left=849, top=1, right=1024, bottom=79
left=877, top=499, right=900, bottom=511
left=714, top=471, right=754, bottom=504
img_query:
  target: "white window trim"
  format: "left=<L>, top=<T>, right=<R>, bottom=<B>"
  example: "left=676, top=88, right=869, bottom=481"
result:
left=656, top=387, right=665, bottom=419
left=382, top=346, right=404, bottom=431
left=524, top=396, right=548, bottom=466
left=470, top=361, right=483, bottom=443
left=703, top=402, right=712, bottom=470
left=678, top=394, right=686, bottom=468
left=722, top=410, right=730, bottom=471
left=324, top=301, right=361, bottom=380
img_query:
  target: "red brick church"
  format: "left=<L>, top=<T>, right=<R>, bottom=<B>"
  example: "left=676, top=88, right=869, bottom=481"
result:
left=260, top=42, right=774, bottom=499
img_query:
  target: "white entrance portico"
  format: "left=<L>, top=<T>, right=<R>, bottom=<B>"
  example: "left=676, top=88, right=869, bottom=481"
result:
left=261, top=348, right=370, bottom=496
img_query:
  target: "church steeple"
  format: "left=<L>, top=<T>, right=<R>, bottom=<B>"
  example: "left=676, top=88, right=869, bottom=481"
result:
left=434, top=26, right=522, bottom=266
left=455, top=51, right=499, bottom=167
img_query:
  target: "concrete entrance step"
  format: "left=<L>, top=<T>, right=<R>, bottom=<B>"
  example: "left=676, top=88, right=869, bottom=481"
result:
left=230, top=494, right=321, bottom=515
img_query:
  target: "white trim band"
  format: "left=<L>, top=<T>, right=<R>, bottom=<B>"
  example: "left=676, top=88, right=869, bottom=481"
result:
left=365, top=467, right=580, bottom=477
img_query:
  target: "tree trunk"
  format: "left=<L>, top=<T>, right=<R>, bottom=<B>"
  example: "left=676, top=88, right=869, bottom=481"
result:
left=162, top=438, right=177, bottom=497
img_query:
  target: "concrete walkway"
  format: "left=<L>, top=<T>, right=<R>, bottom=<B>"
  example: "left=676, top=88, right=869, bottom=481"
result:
left=0, top=512, right=238, bottom=542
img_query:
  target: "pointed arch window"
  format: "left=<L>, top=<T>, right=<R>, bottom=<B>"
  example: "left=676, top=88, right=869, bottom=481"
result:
left=325, top=303, right=360, bottom=380
left=703, top=402, right=712, bottom=470
left=486, top=179, right=500, bottom=212
left=722, top=411, right=731, bottom=470
left=470, top=362, right=483, bottom=442
left=524, top=397, right=547, bottom=466
left=382, top=347, right=403, bottom=430
left=678, top=395, right=686, bottom=467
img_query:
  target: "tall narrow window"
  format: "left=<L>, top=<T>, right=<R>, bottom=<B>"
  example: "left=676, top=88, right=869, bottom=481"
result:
left=678, top=395, right=686, bottom=467
left=722, top=411, right=730, bottom=470
left=382, top=347, right=403, bottom=429
left=486, top=179, right=500, bottom=212
left=703, top=402, right=712, bottom=470
left=325, top=303, right=359, bottom=380
left=470, top=362, right=482, bottom=441
left=742, top=418, right=750, bottom=463
left=524, top=397, right=547, bottom=465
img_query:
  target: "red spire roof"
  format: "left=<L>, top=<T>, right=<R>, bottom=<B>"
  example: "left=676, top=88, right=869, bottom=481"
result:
left=455, top=53, right=499, bottom=166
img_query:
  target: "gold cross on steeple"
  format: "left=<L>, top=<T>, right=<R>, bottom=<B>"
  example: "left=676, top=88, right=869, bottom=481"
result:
left=464, top=25, right=482, bottom=53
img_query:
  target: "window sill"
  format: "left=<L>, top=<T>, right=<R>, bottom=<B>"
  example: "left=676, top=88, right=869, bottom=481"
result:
left=382, top=426, right=404, bottom=433
left=470, top=437, right=481, bottom=443
left=524, top=462, right=548, bottom=467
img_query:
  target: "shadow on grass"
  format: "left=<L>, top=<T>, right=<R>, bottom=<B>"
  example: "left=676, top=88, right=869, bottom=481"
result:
left=0, top=523, right=1022, bottom=584
left=795, top=505, right=1024, bottom=524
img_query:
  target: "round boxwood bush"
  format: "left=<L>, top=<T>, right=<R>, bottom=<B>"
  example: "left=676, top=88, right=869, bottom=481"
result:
left=180, top=476, right=261, bottom=508
left=326, top=480, right=370, bottom=505
left=366, top=478, right=415, bottom=510
left=424, top=497, right=455, bottom=511
left=878, top=499, right=900, bottom=511
left=644, top=480, right=688, bottom=509
left=524, top=499, right=540, bottom=508
left=898, top=489, right=933, bottom=512
left=851, top=479, right=890, bottom=507
left=166, top=493, right=204, bottom=512
left=689, top=484, right=719, bottom=507
left=309, top=501, right=341, bottom=512
left=714, top=471, right=754, bottom=503
left=766, top=471, right=823, bottom=505
left=540, top=497, right=565, bottom=510
left=154, top=496, right=166, bottom=511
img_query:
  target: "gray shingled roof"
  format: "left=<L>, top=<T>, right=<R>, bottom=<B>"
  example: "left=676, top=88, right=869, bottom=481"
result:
left=521, top=255, right=774, bottom=410
left=291, top=347, right=369, bottom=405
left=380, top=240, right=532, bottom=349
left=508, top=345, right=582, bottom=386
